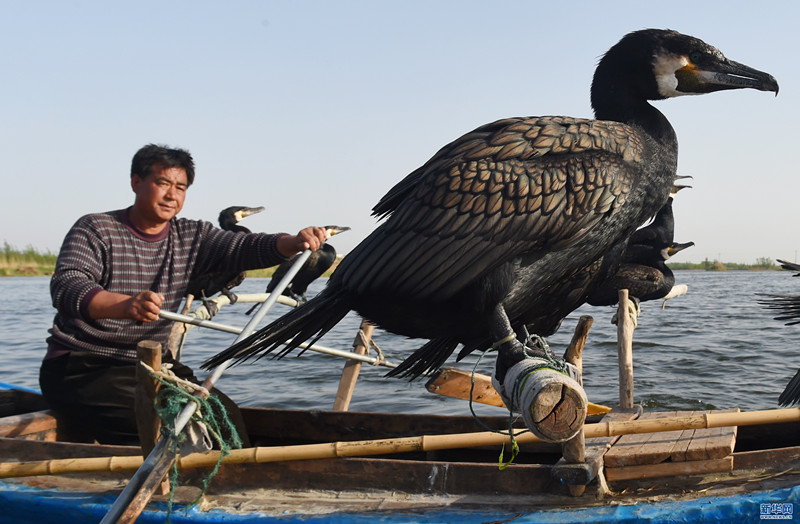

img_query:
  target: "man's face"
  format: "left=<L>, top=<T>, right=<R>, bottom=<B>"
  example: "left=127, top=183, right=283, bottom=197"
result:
left=131, top=166, right=188, bottom=225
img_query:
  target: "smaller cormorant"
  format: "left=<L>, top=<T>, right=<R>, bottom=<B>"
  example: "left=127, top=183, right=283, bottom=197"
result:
left=266, top=243, right=338, bottom=304
left=185, top=205, right=264, bottom=316
left=587, top=197, right=694, bottom=306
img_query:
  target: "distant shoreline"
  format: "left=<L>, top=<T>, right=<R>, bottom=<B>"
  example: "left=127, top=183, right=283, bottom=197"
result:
left=0, top=244, right=785, bottom=277
left=0, top=264, right=783, bottom=278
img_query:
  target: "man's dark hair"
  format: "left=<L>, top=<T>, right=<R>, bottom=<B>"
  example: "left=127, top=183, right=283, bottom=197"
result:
left=130, top=144, right=195, bottom=186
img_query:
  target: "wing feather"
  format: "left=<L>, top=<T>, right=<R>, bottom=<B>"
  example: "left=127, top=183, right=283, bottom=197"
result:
left=337, top=116, right=642, bottom=301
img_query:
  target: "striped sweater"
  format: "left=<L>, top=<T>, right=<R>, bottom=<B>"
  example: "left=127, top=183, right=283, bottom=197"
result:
left=47, top=208, right=288, bottom=361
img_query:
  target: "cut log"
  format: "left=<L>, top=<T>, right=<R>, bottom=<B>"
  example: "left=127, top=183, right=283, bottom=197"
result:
left=425, top=367, right=610, bottom=415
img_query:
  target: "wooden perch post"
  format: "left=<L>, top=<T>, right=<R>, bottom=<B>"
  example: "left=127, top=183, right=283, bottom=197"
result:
left=561, top=316, right=593, bottom=496
left=133, top=340, right=169, bottom=496
left=617, top=289, right=635, bottom=409
left=333, top=320, right=375, bottom=411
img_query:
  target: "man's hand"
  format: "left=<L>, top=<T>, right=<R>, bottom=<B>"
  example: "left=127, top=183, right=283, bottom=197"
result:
left=277, top=226, right=329, bottom=258
left=126, top=291, right=164, bottom=322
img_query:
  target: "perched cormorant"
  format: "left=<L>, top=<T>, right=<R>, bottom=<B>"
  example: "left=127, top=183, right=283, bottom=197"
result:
left=185, top=205, right=265, bottom=314
left=587, top=197, right=694, bottom=306
left=758, top=259, right=800, bottom=406
left=203, top=30, right=778, bottom=385
left=266, top=243, right=338, bottom=304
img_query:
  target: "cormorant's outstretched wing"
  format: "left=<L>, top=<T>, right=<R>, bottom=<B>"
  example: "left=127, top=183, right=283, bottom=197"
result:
left=335, top=116, right=644, bottom=300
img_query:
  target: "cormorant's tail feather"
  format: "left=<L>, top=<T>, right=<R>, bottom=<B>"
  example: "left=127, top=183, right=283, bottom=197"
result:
left=200, top=287, right=351, bottom=369
left=757, top=294, right=800, bottom=325
left=778, top=368, right=800, bottom=406
left=385, top=337, right=459, bottom=380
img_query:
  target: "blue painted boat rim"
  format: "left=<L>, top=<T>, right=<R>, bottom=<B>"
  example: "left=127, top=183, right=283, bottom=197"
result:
left=1, top=479, right=798, bottom=523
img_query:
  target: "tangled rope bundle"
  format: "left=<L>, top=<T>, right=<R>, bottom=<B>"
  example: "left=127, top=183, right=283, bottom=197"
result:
left=140, top=362, right=243, bottom=518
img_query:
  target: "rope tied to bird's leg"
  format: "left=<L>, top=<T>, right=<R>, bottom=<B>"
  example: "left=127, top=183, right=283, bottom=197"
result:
left=467, top=346, right=526, bottom=470
left=139, top=362, right=243, bottom=519
left=354, top=328, right=386, bottom=366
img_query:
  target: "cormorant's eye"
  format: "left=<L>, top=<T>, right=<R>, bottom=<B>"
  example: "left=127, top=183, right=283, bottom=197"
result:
left=689, top=52, right=702, bottom=64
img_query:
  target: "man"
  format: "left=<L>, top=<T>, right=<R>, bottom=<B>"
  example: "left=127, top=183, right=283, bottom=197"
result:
left=40, top=143, right=328, bottom=445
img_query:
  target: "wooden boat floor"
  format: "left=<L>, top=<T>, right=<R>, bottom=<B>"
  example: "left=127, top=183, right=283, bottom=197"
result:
left=5, top=455, right=800, bottom=518
left=605, top=409, right=739, bottom=468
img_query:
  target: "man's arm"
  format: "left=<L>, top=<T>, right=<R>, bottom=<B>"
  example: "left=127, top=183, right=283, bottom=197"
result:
left=86, top=290, right=164, bottom=322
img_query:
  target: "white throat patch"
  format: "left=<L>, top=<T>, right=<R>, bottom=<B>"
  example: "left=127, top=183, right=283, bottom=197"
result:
left=653, top=54, right=691, bottom=98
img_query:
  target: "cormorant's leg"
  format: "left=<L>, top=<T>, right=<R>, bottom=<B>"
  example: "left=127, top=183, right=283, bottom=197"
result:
left=221, top=288, right=239, bottom=305
left=201, top=290, right=219, bottom=318
left=490, top=305, right=559, bottom=383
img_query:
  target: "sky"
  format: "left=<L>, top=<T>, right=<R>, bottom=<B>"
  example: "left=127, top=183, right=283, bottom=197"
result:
left=1, top=1, right=798, bottom=264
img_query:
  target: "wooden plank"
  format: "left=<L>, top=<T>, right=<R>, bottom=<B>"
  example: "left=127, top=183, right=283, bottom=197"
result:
left=605, top=455, right=733, bottom=481
left=668, top=425, right=696, bottom=462
left=0, top=437, right=139, bottom=462
left=206, top=456, right=557, bottom=496
left=697, top=409, right=739, bottom=460
left=605, top=410, right=738, bottom=466
left=426, top=367, right=505, bottom=408
left=604, top=411, right=678, bottom=467
left=0, top=410, right=59, bottom=438
left=674, top=409, right=738, bottom=462
left=733, top=445, right=800, bottom=469
left=0, top=389, right=49, bottom=418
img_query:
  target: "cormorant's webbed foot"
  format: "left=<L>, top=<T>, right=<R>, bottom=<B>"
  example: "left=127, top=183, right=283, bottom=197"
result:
left=222, top=289, right=239, bottom=305
left=201, top=291, right=219, bottom=318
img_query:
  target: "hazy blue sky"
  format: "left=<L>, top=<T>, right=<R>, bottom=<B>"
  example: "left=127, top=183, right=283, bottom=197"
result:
left=2, top=1, right=797, bottom=264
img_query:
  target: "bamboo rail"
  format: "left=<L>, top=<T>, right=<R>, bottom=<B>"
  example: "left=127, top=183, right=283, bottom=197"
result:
left=3, top=408, right=798, bottom=479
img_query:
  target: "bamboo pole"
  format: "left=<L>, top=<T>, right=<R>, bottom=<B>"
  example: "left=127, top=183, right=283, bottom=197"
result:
left=166, top=293, right=299, bottom=359
left=617, top=289, right=635, bottom=409
left=333, top=320, right=375, bottom=411
left=5, top=408, right=798, bottom=479
left=157, top=310, right=396, bottom=369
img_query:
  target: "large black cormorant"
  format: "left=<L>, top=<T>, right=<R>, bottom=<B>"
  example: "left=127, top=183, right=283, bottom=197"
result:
left=185, top=206, right=264, bottom=314
left=265, top=243, right=338, bottom=304
left=587, top=197, right=694, bottom=306
left=203, top=29, right=778, bottom=384
left=758, top=259, right=800, bottom=406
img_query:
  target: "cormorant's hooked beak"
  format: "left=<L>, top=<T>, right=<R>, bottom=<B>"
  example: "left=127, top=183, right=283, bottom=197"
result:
left=671, top=175, right=693, bottom=196
left=667, top=241, right=695, bottom=258
left=677, top=58, right=779, bottom=96
left=235, top=206, right=266, bottom=222
left=325, top=225, right=351, bottom=237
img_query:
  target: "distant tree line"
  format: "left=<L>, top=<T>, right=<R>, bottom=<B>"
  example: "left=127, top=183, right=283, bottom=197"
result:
left=0, top=242, right=789, bottom=276
left=1, top=242, right=57, bottom=276
left=669, top=257, right=779, bottom=271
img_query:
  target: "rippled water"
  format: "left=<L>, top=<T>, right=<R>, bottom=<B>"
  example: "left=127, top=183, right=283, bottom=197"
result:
left=2, top=271, right=798, bottom=416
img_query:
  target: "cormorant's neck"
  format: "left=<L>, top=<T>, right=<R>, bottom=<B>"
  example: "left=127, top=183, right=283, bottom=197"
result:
left=590, top=62, right=677, bottom=145
left=593, top=96, right=676, bottom=145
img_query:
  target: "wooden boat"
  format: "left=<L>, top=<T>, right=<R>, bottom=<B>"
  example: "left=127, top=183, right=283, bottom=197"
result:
left=1, top=380, right=799, bottom=523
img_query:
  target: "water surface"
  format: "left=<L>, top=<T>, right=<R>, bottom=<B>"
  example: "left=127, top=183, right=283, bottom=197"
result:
left=1, top=271, right=797, bottom=416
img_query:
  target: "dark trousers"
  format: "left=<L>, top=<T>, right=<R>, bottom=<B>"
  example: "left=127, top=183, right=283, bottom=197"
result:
left=39, top=351, right=250, bottom=447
